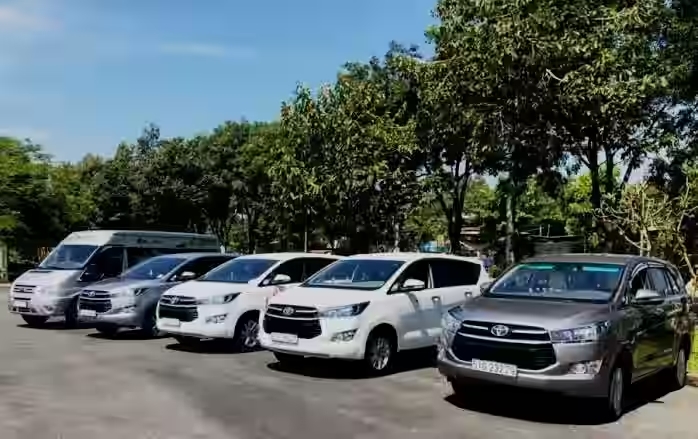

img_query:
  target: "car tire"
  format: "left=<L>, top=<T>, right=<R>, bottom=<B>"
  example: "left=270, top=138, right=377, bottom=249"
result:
left=140, top=307, right=163, bottom=338
left=95, top=324, right=119, bottom=337
left=233, top=313, right=260, bottom=352
left=363, top=330, right=396, bottom=376
left=600, top=365, right=626, bottom=422
left=668, top=346, right=688, bottom=391
left=273, top=352, right=303, bottom=366
left=21, top=315, right=48, bottom=327
left=174, top=335, right=200, bottom=347
left=63, top=297, right=79, bottom=329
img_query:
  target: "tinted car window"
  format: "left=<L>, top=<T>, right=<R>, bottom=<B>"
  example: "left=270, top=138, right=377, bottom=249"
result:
left=394, top=260, right=431, bottom=290
left=173, top=256, right=233, bottom=280
left=431, top=259, right=481, bottom=288
left=628, top=268, right=652, bottom=300
left=648, top=267, right=670, bottom=296
left=268, top=259, right=305, bottom=284
left=304, top=258, right=336, bottom=279
left=122, top=256, right=186, bottom=281
left=91, top=247, right=125, bottom=278
left=202, top=258, right=278, bottom=283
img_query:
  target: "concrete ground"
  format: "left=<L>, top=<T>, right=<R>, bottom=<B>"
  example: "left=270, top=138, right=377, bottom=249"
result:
left=0, top=287, right=696, bottom=439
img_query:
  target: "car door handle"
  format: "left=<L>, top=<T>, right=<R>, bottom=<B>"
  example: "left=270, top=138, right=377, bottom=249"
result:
left=431, top=296, right=441, bottom=304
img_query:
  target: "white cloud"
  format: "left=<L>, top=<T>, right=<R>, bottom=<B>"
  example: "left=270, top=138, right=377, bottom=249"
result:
left=0, top=1, right=55, bottom=33
left=158, top=42, right=255, bottom=59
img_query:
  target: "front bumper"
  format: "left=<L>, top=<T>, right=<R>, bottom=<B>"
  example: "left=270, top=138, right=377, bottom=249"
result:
left=156, top=304, right=233, bottom=339
left=258, top=316, right=365, bottom=360
left=437, top=347, right=610, bottom=398
left=8, top=294, right=72, bottom=316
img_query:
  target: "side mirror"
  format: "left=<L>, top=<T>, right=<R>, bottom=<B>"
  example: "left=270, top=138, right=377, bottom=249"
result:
left=270, top=273, right=292, bottom=285
left=176, top=271, right=197, bottom=282
left=80, top=264, right=102, bottom=282
left=479, top=281, right=493, bottom=295
left=632, top=289, right=664, bottom=305
left=401, top=278, right=425, bottom=291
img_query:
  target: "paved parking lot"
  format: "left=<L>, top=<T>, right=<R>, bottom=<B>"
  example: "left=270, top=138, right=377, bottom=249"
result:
left=0, top=287, right=697, bottom=439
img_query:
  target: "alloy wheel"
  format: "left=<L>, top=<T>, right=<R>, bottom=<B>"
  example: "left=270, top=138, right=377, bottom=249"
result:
left=241, top=319, right=259, bottom=349
left=610, top=368, right=624, bottom=418
left=369, top=336, right=391, bottom=371
left=676, top=349, right=687, bottom=387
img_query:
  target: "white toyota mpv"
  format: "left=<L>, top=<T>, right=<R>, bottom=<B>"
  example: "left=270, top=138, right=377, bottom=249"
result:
left=156, top=252, right=341, bottom=350
left=259, top=253, right=490, bottom=374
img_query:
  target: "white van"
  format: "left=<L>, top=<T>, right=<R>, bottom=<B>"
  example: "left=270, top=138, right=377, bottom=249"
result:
left=8, top=230, right=220, bottom=328
left=259, top=252, right=490, bottom=374
left=156, top=252, right=342, bottom=351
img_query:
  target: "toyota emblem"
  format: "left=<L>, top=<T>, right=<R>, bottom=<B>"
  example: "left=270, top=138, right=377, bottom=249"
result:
left=88, top=291, right=95, bottom=297
left=282, top=306, right=294, bottom=316
left=171, top=296, right=179, bottom=304
left=491, top=324, right=510, bottom=337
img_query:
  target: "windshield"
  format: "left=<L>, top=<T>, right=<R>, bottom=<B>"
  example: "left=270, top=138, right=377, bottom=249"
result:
left=201, top=258, right=278, bottom=283
left=487, top=262, right=624, bottom=303
left=303, top=259, right=404, bottom=290
left=39, top=244, right=99, bottom=270
left=121, top=257, right=186, bottom=281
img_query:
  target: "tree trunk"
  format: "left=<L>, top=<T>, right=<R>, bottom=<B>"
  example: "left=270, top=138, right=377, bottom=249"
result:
left=505, top=191, right=515, bottom=266
left=589, top=151, right=602, bottom=209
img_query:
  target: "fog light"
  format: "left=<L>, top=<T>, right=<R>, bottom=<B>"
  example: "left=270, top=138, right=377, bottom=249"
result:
left=569, top=360, right=603, bottom=375
left=331, top=329, right=357, bottom=342
left=205, top=314, right=227, bottom=324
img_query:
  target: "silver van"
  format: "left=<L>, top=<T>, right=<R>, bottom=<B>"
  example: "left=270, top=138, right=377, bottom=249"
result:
left=7, top=230, right=221, bottom=328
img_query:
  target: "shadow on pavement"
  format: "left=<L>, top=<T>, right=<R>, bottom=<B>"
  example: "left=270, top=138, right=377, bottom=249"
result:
left=444, top=372, right=675, bottom=425
left=267, top=347, right=437, bottom=380
left=17, top=321, right=95, bottom=331
left=164, top=339, right=261, bottom=355
left=86, top=330, right=164, bottom=341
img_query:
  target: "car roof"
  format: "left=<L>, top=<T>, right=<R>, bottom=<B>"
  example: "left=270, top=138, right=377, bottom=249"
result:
left=345, top=252, right=483, bottom=265
left=235, top=252, right=342, bottom=261
left=150, top=252, right=237, bottom=260
left=522, top=253, right=670, bottom=266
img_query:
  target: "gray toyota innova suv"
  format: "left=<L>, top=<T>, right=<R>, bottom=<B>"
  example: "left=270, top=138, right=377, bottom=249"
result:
left=438, top=254, right=694, bottom=421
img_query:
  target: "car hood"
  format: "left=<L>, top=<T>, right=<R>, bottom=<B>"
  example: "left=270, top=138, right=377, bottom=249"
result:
left=458, top=295, right=613, bottom=331
left=163, top=280, right=259, bottom=298
left=12, top=269, right=80, bottom=289
left=84, top=278, right=164, bottom=292
left=269, top=286, right=378, bottom=310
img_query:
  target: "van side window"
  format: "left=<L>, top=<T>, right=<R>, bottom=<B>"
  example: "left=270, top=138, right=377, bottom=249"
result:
left=126, top=248, right=159, bottom=267
left=91, top=247, right=125, bottom=279
left=431, top=259, right=482, bottom=288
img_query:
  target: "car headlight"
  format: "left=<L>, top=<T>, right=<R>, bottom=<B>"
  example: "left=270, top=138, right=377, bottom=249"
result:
left=319, top=302, right=369, bottom=318
left=111, top=289, right=133, bottom=298
left=442, top=309, right=462, bottom=334
left=440, top=307, right=463, bottom=347
left=197, top=293, right=239, bottom=305
left=550, top=321, right=610, bottom=344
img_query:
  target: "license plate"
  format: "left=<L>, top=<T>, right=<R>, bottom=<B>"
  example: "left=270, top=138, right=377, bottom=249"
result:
left=79, top=309, right=97, bottom=318
left=159, top=318, right=181, bottom=327
left=271, top=333, right=298, bottom=344
left=471, top=359, right=517, bottom=377
left=12, top=300, right=28, bottom=309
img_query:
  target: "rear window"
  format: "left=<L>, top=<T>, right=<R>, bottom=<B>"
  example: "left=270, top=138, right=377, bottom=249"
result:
left=487, top=262, right=624, bottom=303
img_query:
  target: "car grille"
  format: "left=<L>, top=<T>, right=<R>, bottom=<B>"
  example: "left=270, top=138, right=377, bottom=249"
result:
left=12, top=284, right=36, bottom=295
left=158, top=295, right=198, bottom=322
left=263, top=304, right=321, bottom=339
left=79, top=290, right=112, bottom=313
left=451, top=321, right=556, bottom=370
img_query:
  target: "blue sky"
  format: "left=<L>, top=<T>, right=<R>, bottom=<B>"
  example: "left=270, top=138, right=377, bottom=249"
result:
left=0, top=0, right=436, bottom=162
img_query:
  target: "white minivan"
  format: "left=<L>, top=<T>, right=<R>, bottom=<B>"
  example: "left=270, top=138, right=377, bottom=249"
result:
left=259, top=253, right=490, bottom=374
left=8, top=230, right=220, bottom=328
left=156, top=252, right=342, bottom=350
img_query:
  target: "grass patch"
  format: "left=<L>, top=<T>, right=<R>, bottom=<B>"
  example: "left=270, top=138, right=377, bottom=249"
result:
left=690, top=331, right=698, bottom=375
